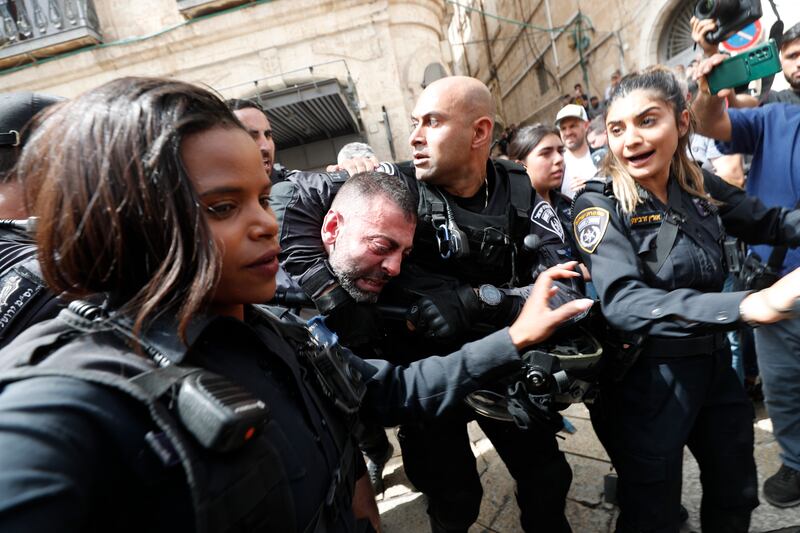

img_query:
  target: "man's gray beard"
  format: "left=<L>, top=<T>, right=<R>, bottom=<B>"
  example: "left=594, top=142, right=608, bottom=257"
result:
left=329, top=253, right=379, bottom=304
left=337, top=273, right=379, bottom=304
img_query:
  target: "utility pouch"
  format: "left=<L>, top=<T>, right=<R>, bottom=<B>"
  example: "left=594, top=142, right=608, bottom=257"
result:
left=739, top=253, right=780, bottom=291
left=724, top=238, right=746, bottom=274
left=599, top=329, right=645, bottom=382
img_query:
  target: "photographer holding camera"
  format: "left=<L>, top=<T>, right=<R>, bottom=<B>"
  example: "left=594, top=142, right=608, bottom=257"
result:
left=692, top=13, right=800, bottom=508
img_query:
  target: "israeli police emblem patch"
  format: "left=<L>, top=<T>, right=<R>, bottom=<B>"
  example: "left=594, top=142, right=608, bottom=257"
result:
left=573, top=207, right=610, bottom=254
left=531, top=200, right=565, bottom=242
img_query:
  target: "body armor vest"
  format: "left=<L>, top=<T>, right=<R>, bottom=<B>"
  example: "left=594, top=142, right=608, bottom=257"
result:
left=410, top=161, right=532, bottom=287
left=0, top=304, right=359, bottom=533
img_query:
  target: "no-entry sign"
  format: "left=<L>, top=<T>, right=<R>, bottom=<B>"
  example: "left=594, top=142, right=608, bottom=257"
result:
left=722, top=20, right=763, bottom=52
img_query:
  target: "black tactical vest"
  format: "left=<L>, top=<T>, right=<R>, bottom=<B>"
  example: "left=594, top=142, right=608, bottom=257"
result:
left=0, top=304, right=359, bottom=533
left=409, top=160, right=532, bottom=287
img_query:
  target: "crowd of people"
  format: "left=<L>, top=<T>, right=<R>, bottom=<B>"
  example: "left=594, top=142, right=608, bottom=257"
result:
left=0, top=12, right=797, bottom=533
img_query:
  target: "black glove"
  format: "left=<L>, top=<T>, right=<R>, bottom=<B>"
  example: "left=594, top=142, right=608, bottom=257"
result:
left=325, top=300, right=384, bottom=353
left=405, top=285, right=480, bottom=340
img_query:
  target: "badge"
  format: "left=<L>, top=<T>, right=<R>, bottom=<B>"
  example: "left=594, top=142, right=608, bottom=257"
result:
left=0, top=267, right=42, bottom=336
left=629, top=211, right=663, bottom=227
left=531, top=200, right=565, bottom=242
left=692, top=197, right=712, bottom=217
left=573, top=207, right=610, bottom=254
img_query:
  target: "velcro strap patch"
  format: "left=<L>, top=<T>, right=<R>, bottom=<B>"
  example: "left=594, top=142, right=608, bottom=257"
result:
left=574, top=207, right=610, bottom=254
left=629, top=212, right=663, bottom=227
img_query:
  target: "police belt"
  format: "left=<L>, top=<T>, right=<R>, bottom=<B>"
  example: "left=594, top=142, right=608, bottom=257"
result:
left=641, top=332, right=728, bottom=358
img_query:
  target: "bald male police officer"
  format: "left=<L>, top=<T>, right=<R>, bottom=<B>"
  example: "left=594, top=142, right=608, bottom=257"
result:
left=273, top=76, right=578, bottom=533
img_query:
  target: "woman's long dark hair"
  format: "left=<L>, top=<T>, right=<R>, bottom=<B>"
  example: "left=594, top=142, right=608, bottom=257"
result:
left=18, top=77, right=244, bottom=338
left=506, top=123, right=560, bottom=162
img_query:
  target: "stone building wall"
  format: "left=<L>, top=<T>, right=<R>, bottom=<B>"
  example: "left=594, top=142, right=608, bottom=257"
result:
left=0, top=0, right=451, bottom=164
left=446, top=0, right=800, bottom=128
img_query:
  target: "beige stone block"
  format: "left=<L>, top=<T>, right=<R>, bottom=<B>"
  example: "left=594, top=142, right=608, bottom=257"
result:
left=559, top=415, right=612, bottom=463
left=565, top=499, right=617, bottom=533
left=566, top=455, right=612, bottom=507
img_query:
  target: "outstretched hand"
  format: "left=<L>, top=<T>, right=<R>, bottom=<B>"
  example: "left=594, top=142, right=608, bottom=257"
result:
left=507, top=262, right=594, bottom=350
left=740, top=267, right=800, bottom=325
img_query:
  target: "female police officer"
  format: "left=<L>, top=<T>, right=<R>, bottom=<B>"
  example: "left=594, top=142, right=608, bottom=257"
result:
left=571, top=67, right=800, bottom=532
left=507, top=124, right=582, bottom=271
left=0, top=77, right=592, bottom=533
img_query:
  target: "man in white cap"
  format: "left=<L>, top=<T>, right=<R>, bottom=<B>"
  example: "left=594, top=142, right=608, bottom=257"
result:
left=555, top=103, right=597, bottom=198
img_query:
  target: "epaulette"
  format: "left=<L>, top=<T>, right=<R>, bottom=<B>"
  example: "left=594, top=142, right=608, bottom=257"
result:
left=570, top=177, right=613, bottom=220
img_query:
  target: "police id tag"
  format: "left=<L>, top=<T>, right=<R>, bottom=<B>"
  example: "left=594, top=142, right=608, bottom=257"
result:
left=531, top=201, right=564, bottom=242
left=573, top=207, right=610, bottom=254
left=0, top=266, right=43, bottom=338
left=629, top=211, right=663, bottom=227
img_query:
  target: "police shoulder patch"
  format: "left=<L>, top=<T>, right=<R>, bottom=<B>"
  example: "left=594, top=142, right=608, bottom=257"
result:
left=530, top=200, right=565, bottom=242
left=573, top=207, right=610, bottom=254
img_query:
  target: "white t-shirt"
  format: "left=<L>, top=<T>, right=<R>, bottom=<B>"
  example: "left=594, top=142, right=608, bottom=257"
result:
left=561, top=149, right=597, bottom=198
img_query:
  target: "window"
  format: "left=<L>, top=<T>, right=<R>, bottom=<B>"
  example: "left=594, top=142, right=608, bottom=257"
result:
left=535, top=61, right=549, bottom=95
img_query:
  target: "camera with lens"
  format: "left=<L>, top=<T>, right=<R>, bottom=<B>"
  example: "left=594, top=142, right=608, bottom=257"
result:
left=694, top=0, right=762, bottom=44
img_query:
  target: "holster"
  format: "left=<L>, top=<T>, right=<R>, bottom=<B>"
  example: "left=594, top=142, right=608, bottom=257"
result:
left=738, top=253, right=780, bottom=291
left=598, top=327, right=645, bottom=382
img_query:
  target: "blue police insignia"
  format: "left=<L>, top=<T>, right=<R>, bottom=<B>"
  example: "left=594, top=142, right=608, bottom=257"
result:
left=531, top=200, right=565, bottom=242
left=573, top=206, right=610, bottom=254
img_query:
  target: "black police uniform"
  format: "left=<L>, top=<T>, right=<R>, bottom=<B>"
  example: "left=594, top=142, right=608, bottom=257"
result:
left=0, top=225, right=62, bottom=349
left=540, top=189, right=578, bottom=261
left=0, top=302, right=525, bottom=532
left=571, top=171, right=800, bottom=532
left=273, top=159, right=572, bottom=533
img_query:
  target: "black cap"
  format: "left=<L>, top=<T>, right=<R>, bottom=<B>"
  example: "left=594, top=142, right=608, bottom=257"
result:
left=782, top=22, right=800, bottom=49
left=0, top=92, right=62, bottom=147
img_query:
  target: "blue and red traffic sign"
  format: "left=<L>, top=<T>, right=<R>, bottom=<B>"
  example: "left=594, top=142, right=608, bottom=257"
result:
left=722, top=20, right=763, bottom=52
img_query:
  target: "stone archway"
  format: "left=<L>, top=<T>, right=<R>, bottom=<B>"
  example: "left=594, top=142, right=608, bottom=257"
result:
left=639, top=0, right=694, bottom=68
left=658, top=0, right=699, bottom=67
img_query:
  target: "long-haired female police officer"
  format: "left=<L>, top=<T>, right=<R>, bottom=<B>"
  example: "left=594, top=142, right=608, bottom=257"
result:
left=0, top=78, right=592, bottom=533
left=571, top=67, right=800, bottom=532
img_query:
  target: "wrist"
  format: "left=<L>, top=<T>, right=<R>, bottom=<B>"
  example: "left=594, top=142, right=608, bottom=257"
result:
left=507, top=323, right=530, bottom=351
left=761, top=290, right=797, bottom=315
left=739, top=297, right=759, bottom=328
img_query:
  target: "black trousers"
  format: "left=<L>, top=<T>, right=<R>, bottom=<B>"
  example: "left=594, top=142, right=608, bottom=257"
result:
left=355, top=420, right=391, bottom=463
left=590, top=347, right=758, bottom=533
left=398, top=405, right=572, bottom=533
